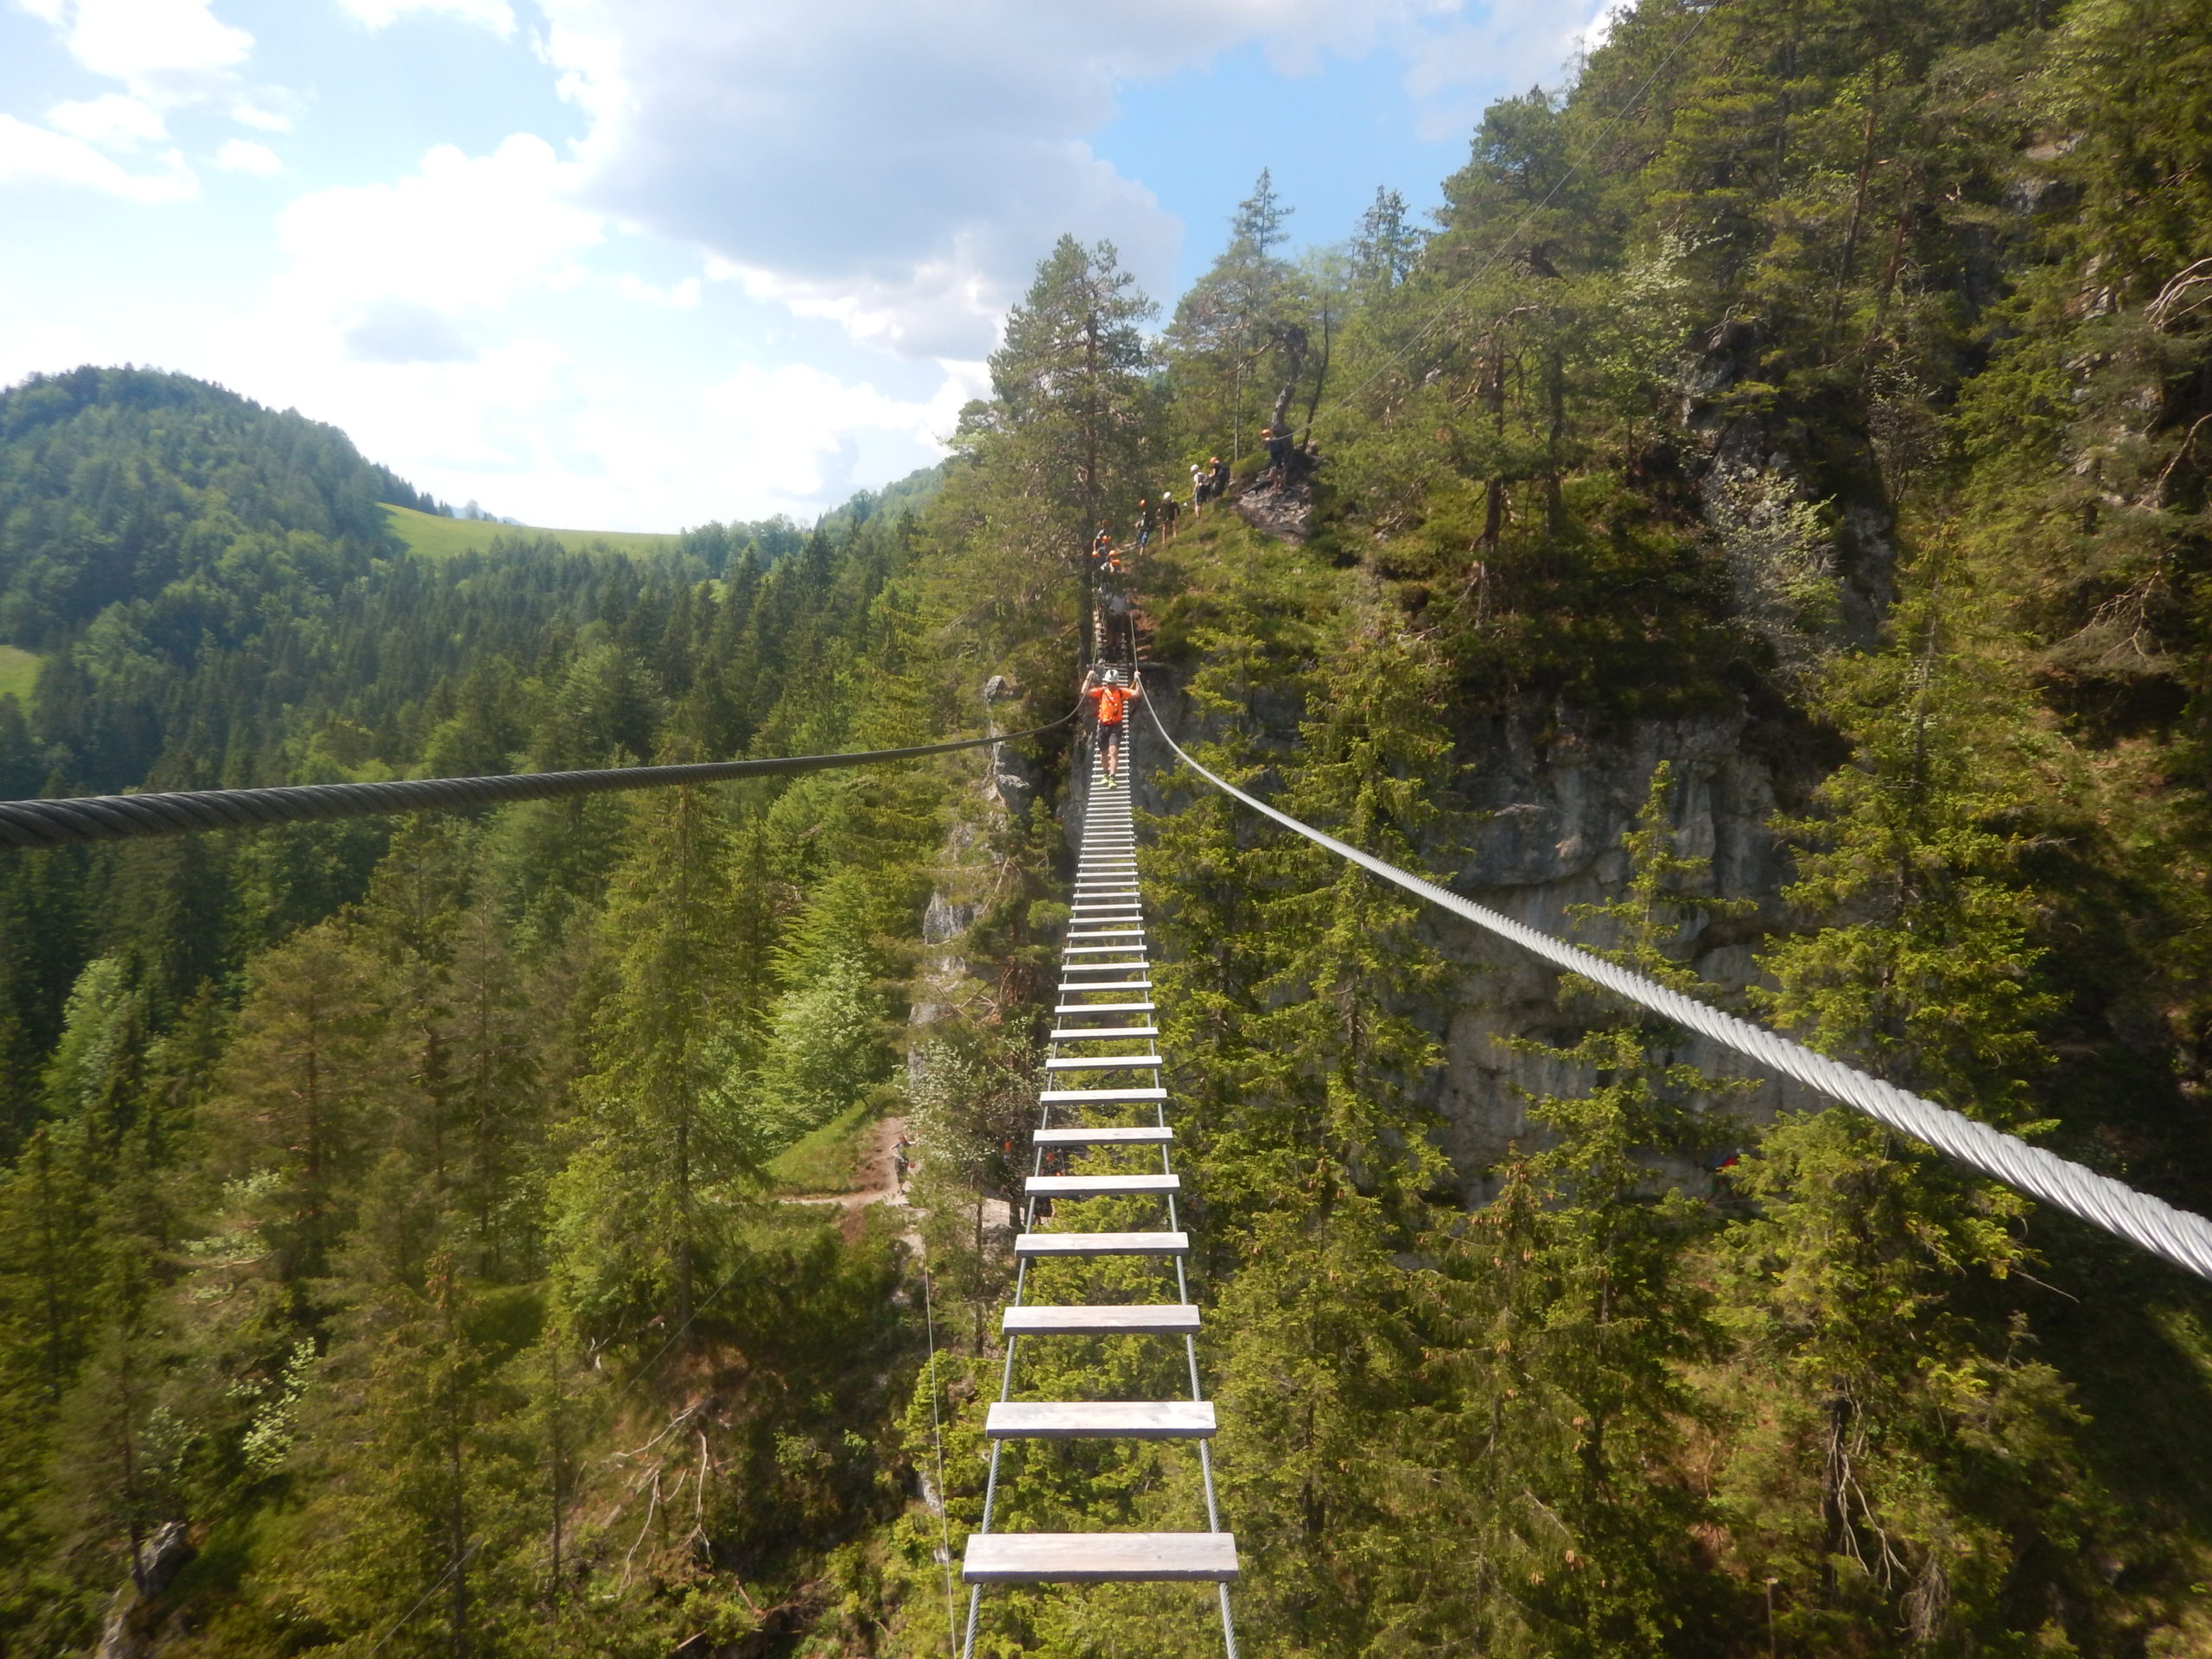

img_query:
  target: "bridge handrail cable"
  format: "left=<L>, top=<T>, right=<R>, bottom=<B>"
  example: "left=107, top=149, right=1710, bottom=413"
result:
left=1141, top=684, right=2212, bottom=1285
left=0, top=712, right=1075, bottom=850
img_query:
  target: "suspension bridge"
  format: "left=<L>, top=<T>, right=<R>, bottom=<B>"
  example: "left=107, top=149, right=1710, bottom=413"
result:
left=9, top=660, right=2212, bottom=1657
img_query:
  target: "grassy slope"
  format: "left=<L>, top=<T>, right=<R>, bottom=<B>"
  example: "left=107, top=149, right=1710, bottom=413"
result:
left=766, top=1102, right=885, bottom=1195
left=0, top=645, right=37, bottom=704
left=381, top=503, right=683, bottom=559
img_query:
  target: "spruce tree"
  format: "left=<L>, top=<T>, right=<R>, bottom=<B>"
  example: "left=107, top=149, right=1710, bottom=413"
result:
left=550, top=783, right=752, bottom=1340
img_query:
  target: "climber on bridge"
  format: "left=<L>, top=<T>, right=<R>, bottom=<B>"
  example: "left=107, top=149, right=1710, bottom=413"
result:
left=1089, top=524, right=1121, bottom=582
left=1081, top=665, right=1141, bottom=787
left=1102, top=586, right=1136, bottom=664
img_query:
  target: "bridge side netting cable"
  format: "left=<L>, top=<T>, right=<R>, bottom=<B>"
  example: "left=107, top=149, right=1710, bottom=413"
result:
left=1141, top=686, right=2212, bottom=1286
left=0, top=715, right=1073, bottom=850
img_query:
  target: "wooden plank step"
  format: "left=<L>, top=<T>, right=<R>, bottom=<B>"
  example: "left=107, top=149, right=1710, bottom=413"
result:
left=1063, top=945, right=1146, bottom=956
left=987, top=1401, right=1216, bottom=1440
left=1047, top=1025, right=1158, bottom=1039
left=1003, top=1304, right=1200, bottom=1335
left=1039, top=1086, right=1167, bottom=1104
left=1014, top=1230, right=1188, bottom=1257
left=1026, top=1173, right=1179, bottom=1198
left=1057, top=982, right=1153, bottom=994
left=1053, top=1001, right=1155, bottom=1014
left=1033, top=1126, right=1171, bottom=1146
left=1043, top=1055, right=1162, bottom=1070
left=963, top=1532, right=1236, bottom=1585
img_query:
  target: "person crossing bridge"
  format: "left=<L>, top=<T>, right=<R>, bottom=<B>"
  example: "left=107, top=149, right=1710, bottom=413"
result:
left=1082, top=665, right=1141, bottom=787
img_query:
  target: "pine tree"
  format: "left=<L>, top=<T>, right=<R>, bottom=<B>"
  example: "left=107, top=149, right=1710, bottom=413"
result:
left=276, top=1249, right=535, bottom=1657
left=550, top=783, right=753, bottom=1339
left=202, top=919, right=393, bottom=1287
left=1443, top=761, right=1747, bottom=1656
left=1708, top=581, right=2100, bottom=1648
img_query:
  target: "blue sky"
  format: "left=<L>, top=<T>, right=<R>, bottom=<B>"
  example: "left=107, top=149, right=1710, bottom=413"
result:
left=0, top=0, right=1609, bottom=530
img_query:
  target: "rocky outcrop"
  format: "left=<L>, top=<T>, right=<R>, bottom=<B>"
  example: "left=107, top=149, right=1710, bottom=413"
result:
left=1421, top=704, right=1832, bottom=1202
left=94, top=1522, right=194, bottom=1659
left=1231, top=475, right=1315, bottom=544
left=1131, top=664, right=1833, bottom=1205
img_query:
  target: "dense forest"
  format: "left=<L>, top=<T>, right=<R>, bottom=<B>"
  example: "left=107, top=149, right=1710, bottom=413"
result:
left=4, top=0, right=2212, bottom=1650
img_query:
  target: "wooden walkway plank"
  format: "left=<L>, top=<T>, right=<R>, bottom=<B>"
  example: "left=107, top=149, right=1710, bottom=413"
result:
left=986, top=1401, right=1217, bottom=1440
left=1014, top=1230, right=1189, bottom=1257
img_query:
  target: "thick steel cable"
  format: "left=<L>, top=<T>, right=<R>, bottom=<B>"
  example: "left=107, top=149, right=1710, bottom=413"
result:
left=0, top=715, right=1073, bottom=850
left=1141, top=689, right=2212, bottom=1285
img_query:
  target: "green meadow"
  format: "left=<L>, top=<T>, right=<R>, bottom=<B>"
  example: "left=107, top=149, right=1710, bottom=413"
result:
left=0, top=645, right=37, bottom=705
left=382, top=502, right=683, bottom=559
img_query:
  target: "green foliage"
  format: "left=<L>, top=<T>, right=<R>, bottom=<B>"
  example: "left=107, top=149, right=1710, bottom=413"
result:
left=8, top=3, right=2212, bottom=1644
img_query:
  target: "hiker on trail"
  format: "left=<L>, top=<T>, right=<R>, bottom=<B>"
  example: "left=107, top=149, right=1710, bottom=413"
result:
left=1135, top=499, right=1153, bottom=550
left=893, top=1135, right=911, bottom=1189
left=1081, top=665, right=1142, bottom=787
left=1090, top=523, right=1122, bottom=581
left=1264, top=424, right=1292, bottom=483
left=1211, top=454, right=1230, bottom=499
left=1192, top=461, right=1210, bottom=513
left=1160, top=490, right=1179, bottom=541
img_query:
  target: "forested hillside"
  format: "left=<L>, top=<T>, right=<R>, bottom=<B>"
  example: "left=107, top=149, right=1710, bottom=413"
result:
left=4, top=0, right=2212, bottom=1651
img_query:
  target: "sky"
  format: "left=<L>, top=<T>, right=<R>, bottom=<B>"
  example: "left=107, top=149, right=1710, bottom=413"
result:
left=0, top=0, right=1612, bottom=531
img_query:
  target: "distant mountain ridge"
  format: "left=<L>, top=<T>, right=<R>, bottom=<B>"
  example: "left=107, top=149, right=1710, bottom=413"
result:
left=0, top=365, right=432, bottom=648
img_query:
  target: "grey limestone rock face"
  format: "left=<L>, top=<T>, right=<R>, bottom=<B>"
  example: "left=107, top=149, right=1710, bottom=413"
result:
left=1421, top=705, right=1832, bottom=1202
left=1128, top=668, right=1834, bottom=1205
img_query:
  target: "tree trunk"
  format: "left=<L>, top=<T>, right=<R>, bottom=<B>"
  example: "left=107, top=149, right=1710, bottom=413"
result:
left=1482, top=329, right=1508, bottom=556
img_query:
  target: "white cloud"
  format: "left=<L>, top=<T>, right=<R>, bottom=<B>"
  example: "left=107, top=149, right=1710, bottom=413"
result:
left=274, top=134, right=602, bottom=320
left=1401, top=0, right=1616, bottom=139
left=336, top=0, right=516, bottom=35
left=229, top=101, right=293, bottom=132
left=214, top=137, right=279, bottom=175
left=700, top=359, right=970, bottom=482
left=0, top=113, right=197, bottom=200
left=47, top=92, right=167, bottom=149
left=24, top=0, right=253, bottom=105
left=615, top=273, right=699, bottom=308
left=532, top=0, right=1478, bottom=358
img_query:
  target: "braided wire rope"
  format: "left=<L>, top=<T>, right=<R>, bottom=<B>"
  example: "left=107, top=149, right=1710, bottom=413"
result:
left=0, top=713, right=1074, bottom=851
left=1141, top=686, right=2212, bottom=1284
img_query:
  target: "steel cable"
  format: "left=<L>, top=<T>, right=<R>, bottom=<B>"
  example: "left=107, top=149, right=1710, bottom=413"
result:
left=1141, top=689, right=2212, bottom=1285
left=0, top=714, right=1073, bottom=850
